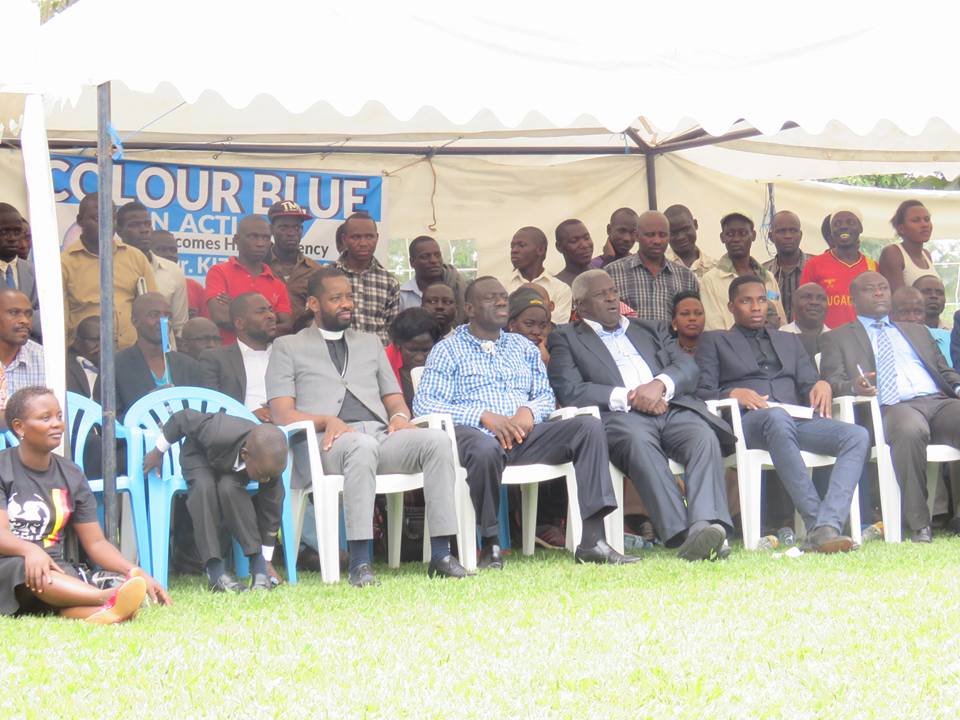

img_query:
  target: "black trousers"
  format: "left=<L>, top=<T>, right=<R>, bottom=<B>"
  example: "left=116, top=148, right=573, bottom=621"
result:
left=454, top=416, right=618, bottom=538
left=185, top=467, right=284, bottom=563
left=603, top=407, right=731, bottom=546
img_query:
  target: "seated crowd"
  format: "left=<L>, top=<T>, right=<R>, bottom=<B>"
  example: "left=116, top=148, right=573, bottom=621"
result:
left=1, top=193, right=958, bottom=623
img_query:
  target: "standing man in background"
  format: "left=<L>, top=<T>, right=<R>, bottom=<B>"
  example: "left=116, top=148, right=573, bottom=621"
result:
left=591, top=208, right=639, bottom=269
left=664, top=204, right=717, bottom=279
left=265, top=200, right=319, bottom=328
left=763, top=211, right=810, bottom=324
left=505, top=226, right=572, bottom=324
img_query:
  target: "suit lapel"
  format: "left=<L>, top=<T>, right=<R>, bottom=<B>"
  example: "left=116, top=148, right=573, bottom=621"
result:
left=625, top=322, right=662, bottom=373
left=723, top=330, right=759, bottom=371
left=226, top=343, right=246, bottom=396
left=851, top=322, right=874, bottom=367
left=573, top=322, right=622, bottom=383
left=768, top=330, right=794, bottom=372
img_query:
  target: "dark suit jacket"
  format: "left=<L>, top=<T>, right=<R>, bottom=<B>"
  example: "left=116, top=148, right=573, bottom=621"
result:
left=821, top=319, right=960, bottom=398
left=160, top=408, right=255, bottom=473
left=199, top=343, right=245, bottom=404
left=695, top=327, right=819, bottom=405
left=96, top=345, right=202, bottom=419
left=547, top=319, right=735, bottom=452
left=15, top=260, right=41, bottom=342
left=66, top=352, right=94, bottom=398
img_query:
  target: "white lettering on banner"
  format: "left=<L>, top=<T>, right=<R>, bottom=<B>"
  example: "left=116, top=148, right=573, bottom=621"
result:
left=284, top=175, right=297, bottom=201
left=69, top=161, right=98, bottom=203
left=253, top=173, right=283, bottom=214
left=307, top=177, right=340, bottom=219
left=176, top=168, right=209, bottom=212
left=136, top=167, right=176, bottom=208
left=150, top=211, right=169, bottom=231
left=343, top=179, right=367, bottom=215
left=51, top=158, right=70, bottom=202
left=211, top=171, right=242, bottom=213
left=197, top=215, right=236, bottom=235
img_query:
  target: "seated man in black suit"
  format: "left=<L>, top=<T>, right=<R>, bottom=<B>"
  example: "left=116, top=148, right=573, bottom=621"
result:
left=67, top=315, right=100, bottom=400
left=548, top=270, right=734, bottom=560
left=199, top=292, right=276, bottom=423
left=100, top=293, right=203, bottom=418
left=695, top=275, right=870, bottom=553
left=143, top=409, right=288, bottom=592
left=820, top=271, right=960, bottom=543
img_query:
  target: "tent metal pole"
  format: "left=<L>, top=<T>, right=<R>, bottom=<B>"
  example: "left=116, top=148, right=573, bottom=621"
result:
left=96, top=81, right=119, bottom=548
left=646, top=154, right=658, bottom=210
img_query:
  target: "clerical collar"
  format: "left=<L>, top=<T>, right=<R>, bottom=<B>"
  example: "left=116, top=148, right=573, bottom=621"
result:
left=318, top=327, right=345, bottom=341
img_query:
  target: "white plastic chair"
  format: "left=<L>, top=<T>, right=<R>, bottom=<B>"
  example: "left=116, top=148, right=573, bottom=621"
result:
left=410, top=367, right=623, bottom=557
left=710, top=398, right=862, bottom=550
left=283, top=411, right=475, bottom=584
left=838, top=394, right=960, bottom=542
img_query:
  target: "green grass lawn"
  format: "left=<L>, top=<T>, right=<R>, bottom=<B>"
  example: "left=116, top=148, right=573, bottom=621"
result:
left=4, top=539, right=960, bottom=719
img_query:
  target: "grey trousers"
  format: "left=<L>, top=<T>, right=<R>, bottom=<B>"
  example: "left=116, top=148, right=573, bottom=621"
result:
left=320, top=421, right=458, bottom=541
left=185, top=467, right=284, bottom=563
left=603, top=407, right=731, bottom=546
left=882, top=394, right=960, bottom=531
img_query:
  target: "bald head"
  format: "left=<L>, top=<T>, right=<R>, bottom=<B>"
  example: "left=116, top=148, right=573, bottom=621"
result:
left=891, top=286, right=925, bottom=324
left=636, top=211, right=670, bottom=264
left=241, top=424, right=289, bottom=483
left=235, top=215, right=272, bottom=265
left=792, top=282, right=827, bottom=329
left=179, top=317, right=221, bottom=359
left=770, top=210, right=803, bottom=258
left=849, top=271, right=891, bottom=319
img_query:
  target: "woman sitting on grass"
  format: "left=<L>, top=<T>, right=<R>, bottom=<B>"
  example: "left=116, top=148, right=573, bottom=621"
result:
left=0, top=386, right=171, bottom=623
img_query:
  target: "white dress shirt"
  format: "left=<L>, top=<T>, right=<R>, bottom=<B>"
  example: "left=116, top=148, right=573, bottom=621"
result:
left=582, top=316, right=675, bottom=412
left=237, top=339, right=272, bottom=411
left=505, top=269, right=573, bottom=325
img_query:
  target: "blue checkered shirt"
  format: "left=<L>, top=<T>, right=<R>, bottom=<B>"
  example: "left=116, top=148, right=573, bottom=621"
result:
left=5, top=340, right=45, bottom=396
left=413, top=325, right=556, bottom=431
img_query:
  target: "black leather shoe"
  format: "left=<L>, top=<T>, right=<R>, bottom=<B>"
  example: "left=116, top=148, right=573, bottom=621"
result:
left=911, top=526, right=933, bottom=544
left=947, top=517, right=960, bottom=536
left=250, top=572, right=272, bottom=591
left=802, top=525, right=855, bottom=553
left=575, top=538, right=641, bottom=565
left=478, top=544, right=504, bottom=570
left=348, top=563, right=379, bottom=587
left=208, top=573, right=246, bottom=593
left=428, top=554, right=467, bottom=579
left=677, top=524, right=727, bottom=562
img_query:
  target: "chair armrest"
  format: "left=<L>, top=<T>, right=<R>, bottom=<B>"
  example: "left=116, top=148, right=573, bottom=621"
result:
left=833, top=395, right=886, bottom=446
left=280, top=419, right=316, bottom=439
left=412, top=413, right=460, bottom=458
left=706, top=398, right=744, bottom=444
left=549, top=406, right=600, bottom=421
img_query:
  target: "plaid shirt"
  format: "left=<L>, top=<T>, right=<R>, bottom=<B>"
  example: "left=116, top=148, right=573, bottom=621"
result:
left=762, top=252, right=811, bottom=323
left=604, top=254, right=699, bottom=322
left=413, top=325, right=555, bottom=432
left=336, top=256, right=401, bottom=345
left=5, top=340, right=45, bottom=396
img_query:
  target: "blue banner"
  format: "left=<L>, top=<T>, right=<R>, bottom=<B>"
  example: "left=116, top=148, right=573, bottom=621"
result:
left=50, top=155, right=386, bottom=280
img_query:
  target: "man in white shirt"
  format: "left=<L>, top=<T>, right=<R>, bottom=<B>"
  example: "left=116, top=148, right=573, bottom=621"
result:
left=199, top=292, right=276, bottom=423
left=504, top=226, right=572, bottom=324
left=116, top=201, right=189, bottom=339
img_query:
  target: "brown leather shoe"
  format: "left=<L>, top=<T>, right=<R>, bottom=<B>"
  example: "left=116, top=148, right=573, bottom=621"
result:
left=802, top=525, right=855, bottom=554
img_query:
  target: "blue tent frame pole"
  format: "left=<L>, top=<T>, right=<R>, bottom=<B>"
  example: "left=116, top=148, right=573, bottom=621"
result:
left=97, top=81, right=119, bottom=547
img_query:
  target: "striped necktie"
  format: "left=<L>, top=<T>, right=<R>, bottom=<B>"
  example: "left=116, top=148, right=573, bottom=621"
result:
left=873, top=321, right=900, bottom=405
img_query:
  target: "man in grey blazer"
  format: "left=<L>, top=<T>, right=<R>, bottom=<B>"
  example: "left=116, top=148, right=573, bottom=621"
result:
left=548, top=270, right=734, bottom=560
left=200, top=292, right=276, bottom=422
left=267, top=266, right=464, bottom=586
left=821, top=271, right=960, bottom=543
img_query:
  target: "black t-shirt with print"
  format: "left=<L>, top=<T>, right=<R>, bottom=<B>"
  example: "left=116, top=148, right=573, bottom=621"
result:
left=0, top=450, right=98, bottom=562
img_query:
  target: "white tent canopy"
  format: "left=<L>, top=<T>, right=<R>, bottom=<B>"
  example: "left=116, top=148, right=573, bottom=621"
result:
left=9, top=0, right=955, bottom=182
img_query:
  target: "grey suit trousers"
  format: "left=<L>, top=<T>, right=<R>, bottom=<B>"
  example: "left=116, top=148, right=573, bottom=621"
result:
left=603, top=407, right=731, bottom=546
left=185, top=468, right=284, bottom=563
left=320, top=422, right=458, bottom=541
left=882, top=394, right=960, bottom=530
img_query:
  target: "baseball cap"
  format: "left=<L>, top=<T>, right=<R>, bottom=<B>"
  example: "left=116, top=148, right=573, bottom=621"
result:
left=267, top=200, right=312, bottom=221
left=508, top=287, right=549, bottom=321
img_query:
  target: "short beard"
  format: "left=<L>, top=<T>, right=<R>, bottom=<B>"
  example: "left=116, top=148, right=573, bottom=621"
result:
left=319, top=310, right=351, bottom=332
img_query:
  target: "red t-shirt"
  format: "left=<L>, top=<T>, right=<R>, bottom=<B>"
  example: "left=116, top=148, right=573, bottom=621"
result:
left=799, top=250, right=877, bottom=328
left=185, top=278, right=209, bottom=319
left=204, top=257, right=291, bottom=343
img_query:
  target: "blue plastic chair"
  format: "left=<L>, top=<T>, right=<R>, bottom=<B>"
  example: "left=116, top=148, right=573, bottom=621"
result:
left=64, top=392, right=152, bottom=574
left=123, top=387, right=298, bottom=588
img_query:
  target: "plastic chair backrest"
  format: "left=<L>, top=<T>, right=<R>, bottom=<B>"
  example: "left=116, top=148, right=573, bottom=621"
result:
left=411, top=366, right=424, bottom=391
left=122, top=387, right=258, bottom=479
left=64, top=391, right=125, bottom=475
left=0, top=430, right=17, bottom=450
